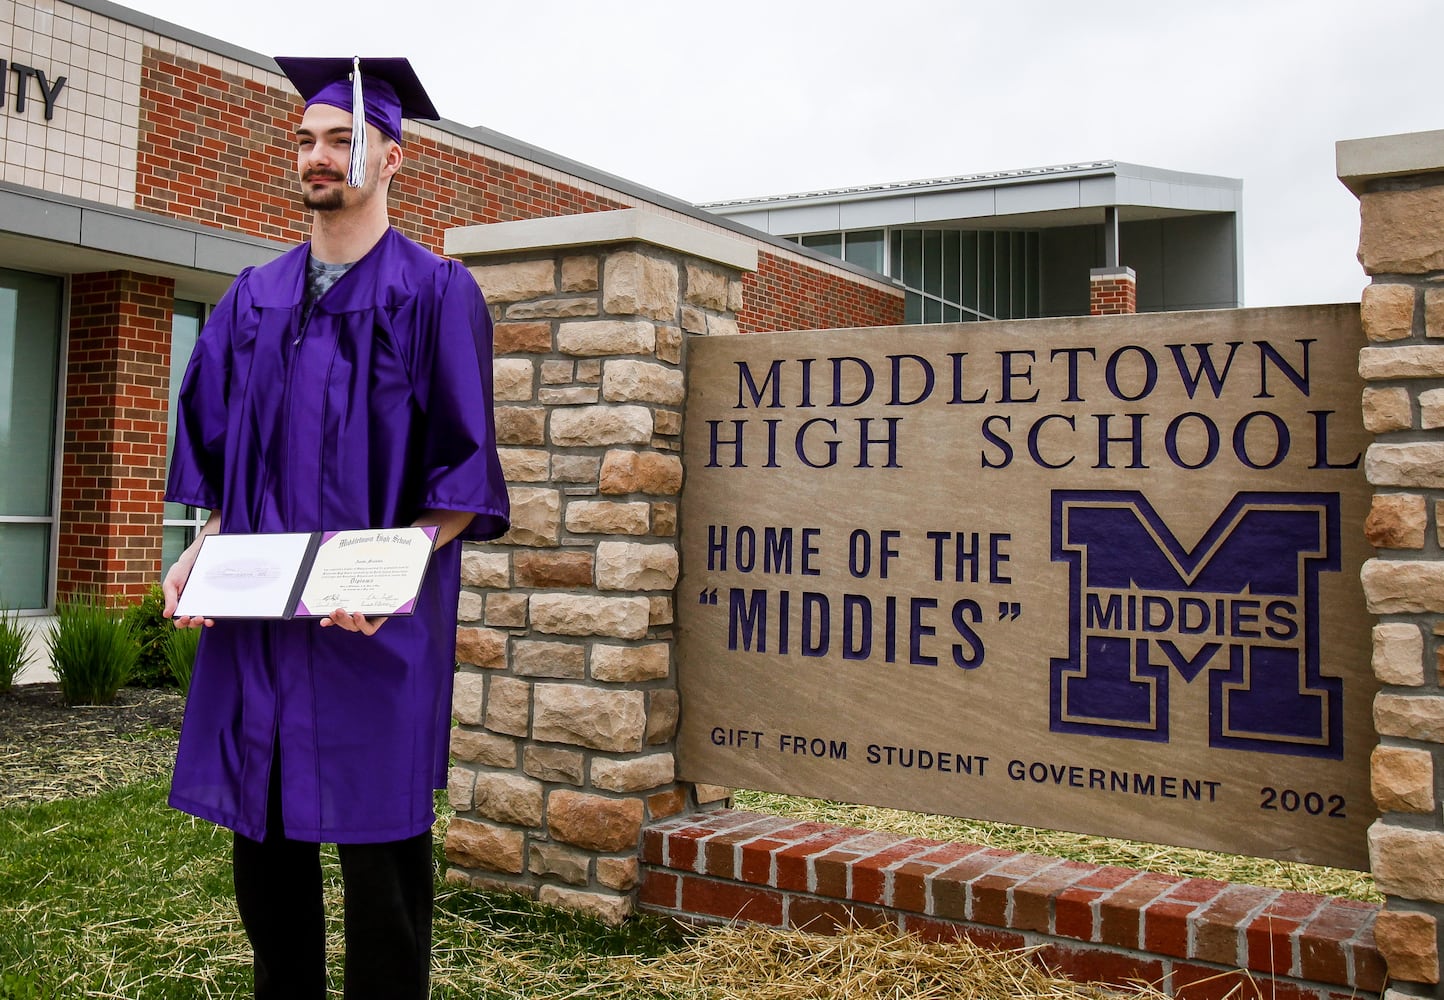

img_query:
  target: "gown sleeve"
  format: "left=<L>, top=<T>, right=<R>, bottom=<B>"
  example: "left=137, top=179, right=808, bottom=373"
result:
left=410, top=259, right=510, bottom=542
left=166, top=269, right=249, bottom=511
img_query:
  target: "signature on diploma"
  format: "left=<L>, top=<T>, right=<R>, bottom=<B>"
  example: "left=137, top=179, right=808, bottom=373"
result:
left=319, top=591, right=400, bottom=608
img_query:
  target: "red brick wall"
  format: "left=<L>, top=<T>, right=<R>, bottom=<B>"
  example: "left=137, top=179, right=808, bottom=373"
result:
left=1090, top=272, right=1138, bottom=316
left=641, top=810, right=1384, bottom=1000
left=136, top=54, right=300, bottom=243
left=390, top=149, right=626, bottom=248
left=135, top=50, right=630, bottom=254
left=740, top=250, right=905, bottom=333
left=135, top=51, right=901, bottom=328
left=59, top=272, right=175, bottom=600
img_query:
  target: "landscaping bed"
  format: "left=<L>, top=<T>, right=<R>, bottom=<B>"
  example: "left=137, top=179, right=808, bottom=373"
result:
left=0, top=683, right=184, bottom=807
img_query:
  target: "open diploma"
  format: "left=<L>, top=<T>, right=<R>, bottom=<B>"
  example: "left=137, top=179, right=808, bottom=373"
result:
left=174, top=526, right=439, bottom=620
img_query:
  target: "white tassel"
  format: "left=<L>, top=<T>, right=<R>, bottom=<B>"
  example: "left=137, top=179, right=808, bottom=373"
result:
left=347, top=56, right=367, bottom=187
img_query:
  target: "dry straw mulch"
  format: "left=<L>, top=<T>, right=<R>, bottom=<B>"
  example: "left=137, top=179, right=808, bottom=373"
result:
left=0, top=682, right=184, bottom=806
left=608, top=923, right=1174, bottom=999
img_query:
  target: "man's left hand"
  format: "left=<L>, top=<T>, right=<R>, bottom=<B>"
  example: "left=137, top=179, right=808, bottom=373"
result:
left=320, top=610, right=389, bottom=635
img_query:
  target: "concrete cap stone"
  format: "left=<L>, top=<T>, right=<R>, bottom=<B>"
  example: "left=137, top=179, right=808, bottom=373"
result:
left=446, top=209, right=758, bottom=273
left=1338, top=129, right=1444, bottom=196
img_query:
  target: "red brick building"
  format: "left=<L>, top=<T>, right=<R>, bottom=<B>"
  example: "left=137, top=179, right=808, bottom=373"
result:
left=3, top=0, right=1245, bottom=642
left=0, top=0, right=903, bottom=639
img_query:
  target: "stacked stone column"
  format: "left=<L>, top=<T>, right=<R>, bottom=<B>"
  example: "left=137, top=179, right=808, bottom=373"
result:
left=1340, top=130, right=1444, bottom=997
left=440, top=211, right=755, bottom=922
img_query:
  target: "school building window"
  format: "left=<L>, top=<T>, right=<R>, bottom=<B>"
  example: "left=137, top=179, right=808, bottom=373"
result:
left=163, top=300, right=210, bottom=569
left=0, top=269, right=65, bottom=612
left=791, top=227, right=1043, bottom=323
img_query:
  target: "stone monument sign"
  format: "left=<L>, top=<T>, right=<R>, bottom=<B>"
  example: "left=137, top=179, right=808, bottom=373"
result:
left=677, top=305, right=1374, bottom=869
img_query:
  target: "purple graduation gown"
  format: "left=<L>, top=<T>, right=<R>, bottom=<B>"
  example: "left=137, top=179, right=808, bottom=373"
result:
left=166, top=228, right=509, bottom=844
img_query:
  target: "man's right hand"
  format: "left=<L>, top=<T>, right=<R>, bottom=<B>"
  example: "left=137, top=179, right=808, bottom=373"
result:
left=163, top=510, right=221, bottom=628
left=162, top=554, right=212, bottom=628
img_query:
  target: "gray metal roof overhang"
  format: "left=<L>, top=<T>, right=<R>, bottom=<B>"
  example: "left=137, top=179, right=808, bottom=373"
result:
left=0, top=181, right=287, bottom=300
left=707, top=163, right=1244, bottom=236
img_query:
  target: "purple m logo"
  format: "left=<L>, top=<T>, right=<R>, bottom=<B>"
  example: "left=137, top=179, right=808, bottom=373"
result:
left=1050, top=491, right=1342, bottom=759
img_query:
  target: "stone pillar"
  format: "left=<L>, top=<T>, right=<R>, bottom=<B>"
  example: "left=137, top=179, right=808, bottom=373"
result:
left=60, top=271, right=175, bottom=600
left=1339, top=130, right=1444, bottom=998
left=1089, top=265, right=1137, bottom=315
left=441, top=210, right=756, bottom=922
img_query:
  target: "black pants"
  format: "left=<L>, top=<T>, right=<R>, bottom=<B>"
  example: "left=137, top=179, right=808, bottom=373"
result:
left=232, top=757, right=434, bottom=999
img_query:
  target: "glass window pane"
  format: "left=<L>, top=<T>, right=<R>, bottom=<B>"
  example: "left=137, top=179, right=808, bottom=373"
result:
left=995, top=233, right=1012, bottom=320
left=943, top=231, right=961, bottom=306
left=922, top=230, right=942, bottom=297
left=165, top=301, right=206, bottom=534
left=0, top=270, right=63, bottom=518
left=978, top=234, right=995, bottom=319
left=843, top=230, right=884, bottom=274
left=163, top=506, right=210, bottom=556
left=962, top=232, right=979, bottom=314
left=890, top=231, right=903, bottom=280
left=1026, top=232, right=1041, bottom=317
left=901, top=231, right=923, bottom=292
left=943, top=303, right=961, bottom=323
left=923, top=297, right=942, bottom=324
left=163, top=525, right=190, bottom=571
left=1011, top=232, right=1027, bottom=318
left=904, top=290, right=922, bottom=325
left=801, top=233, right=843, bottom=260
left=0, top=524, right=49, bottom=608
left=168, top=302, right=202, bottom=453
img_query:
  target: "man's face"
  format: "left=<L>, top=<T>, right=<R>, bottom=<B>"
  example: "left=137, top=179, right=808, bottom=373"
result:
left=295, top=101, right=389, bottom=212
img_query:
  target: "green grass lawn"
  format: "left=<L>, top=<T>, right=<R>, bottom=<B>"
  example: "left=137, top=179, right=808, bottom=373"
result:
left=0, top=726, right=1374, bottom=999
left=1, top=781, right=1166, bottom=1000
left=0, top=781, right=682, bottom=999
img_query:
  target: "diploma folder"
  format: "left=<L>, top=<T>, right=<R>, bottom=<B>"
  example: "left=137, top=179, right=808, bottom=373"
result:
left=173, top=526, right=439, bottom=620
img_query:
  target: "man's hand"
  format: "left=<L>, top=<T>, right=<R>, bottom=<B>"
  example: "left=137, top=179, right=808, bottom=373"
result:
left=162, top=511, right=220, bottom=629
left=314, top=512, right=475, bottom=637
left=320, top=610, right=388, bottom=635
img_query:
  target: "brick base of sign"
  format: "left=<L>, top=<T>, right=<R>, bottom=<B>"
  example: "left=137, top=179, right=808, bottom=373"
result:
left=638, top=811, right=1384, bottom=999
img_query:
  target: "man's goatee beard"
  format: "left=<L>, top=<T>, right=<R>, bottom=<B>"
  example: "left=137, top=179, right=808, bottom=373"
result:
left=303, top=189, right=345, bottom=211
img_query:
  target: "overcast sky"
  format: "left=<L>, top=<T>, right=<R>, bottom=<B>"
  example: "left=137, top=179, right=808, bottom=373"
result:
left=118, top=0, right=1441, bottom=308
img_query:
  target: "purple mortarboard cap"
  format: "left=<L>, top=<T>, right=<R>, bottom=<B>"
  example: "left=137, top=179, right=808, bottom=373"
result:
left=274, top=56, right=439, bottom=186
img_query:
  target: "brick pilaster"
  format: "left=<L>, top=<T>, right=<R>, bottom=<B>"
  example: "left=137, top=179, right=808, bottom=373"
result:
left=59, top=271, right=175, bottom=600
left=1340, top=129, right=1444, bottom=997
left=1089, top=266, right=1137, bottom=315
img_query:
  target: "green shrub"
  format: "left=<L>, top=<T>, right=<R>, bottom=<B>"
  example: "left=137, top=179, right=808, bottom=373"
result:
left=46, top=591, right=139, bottom=706
left=121, top=584, right=175, bottom=688
left=164, top=625, right=202, bottom=696
left=0, top=606, right=31, bottom=694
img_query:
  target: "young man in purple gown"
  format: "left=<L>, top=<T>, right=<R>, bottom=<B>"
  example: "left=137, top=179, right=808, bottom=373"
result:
left=162, top=57, right=509, bottom=998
